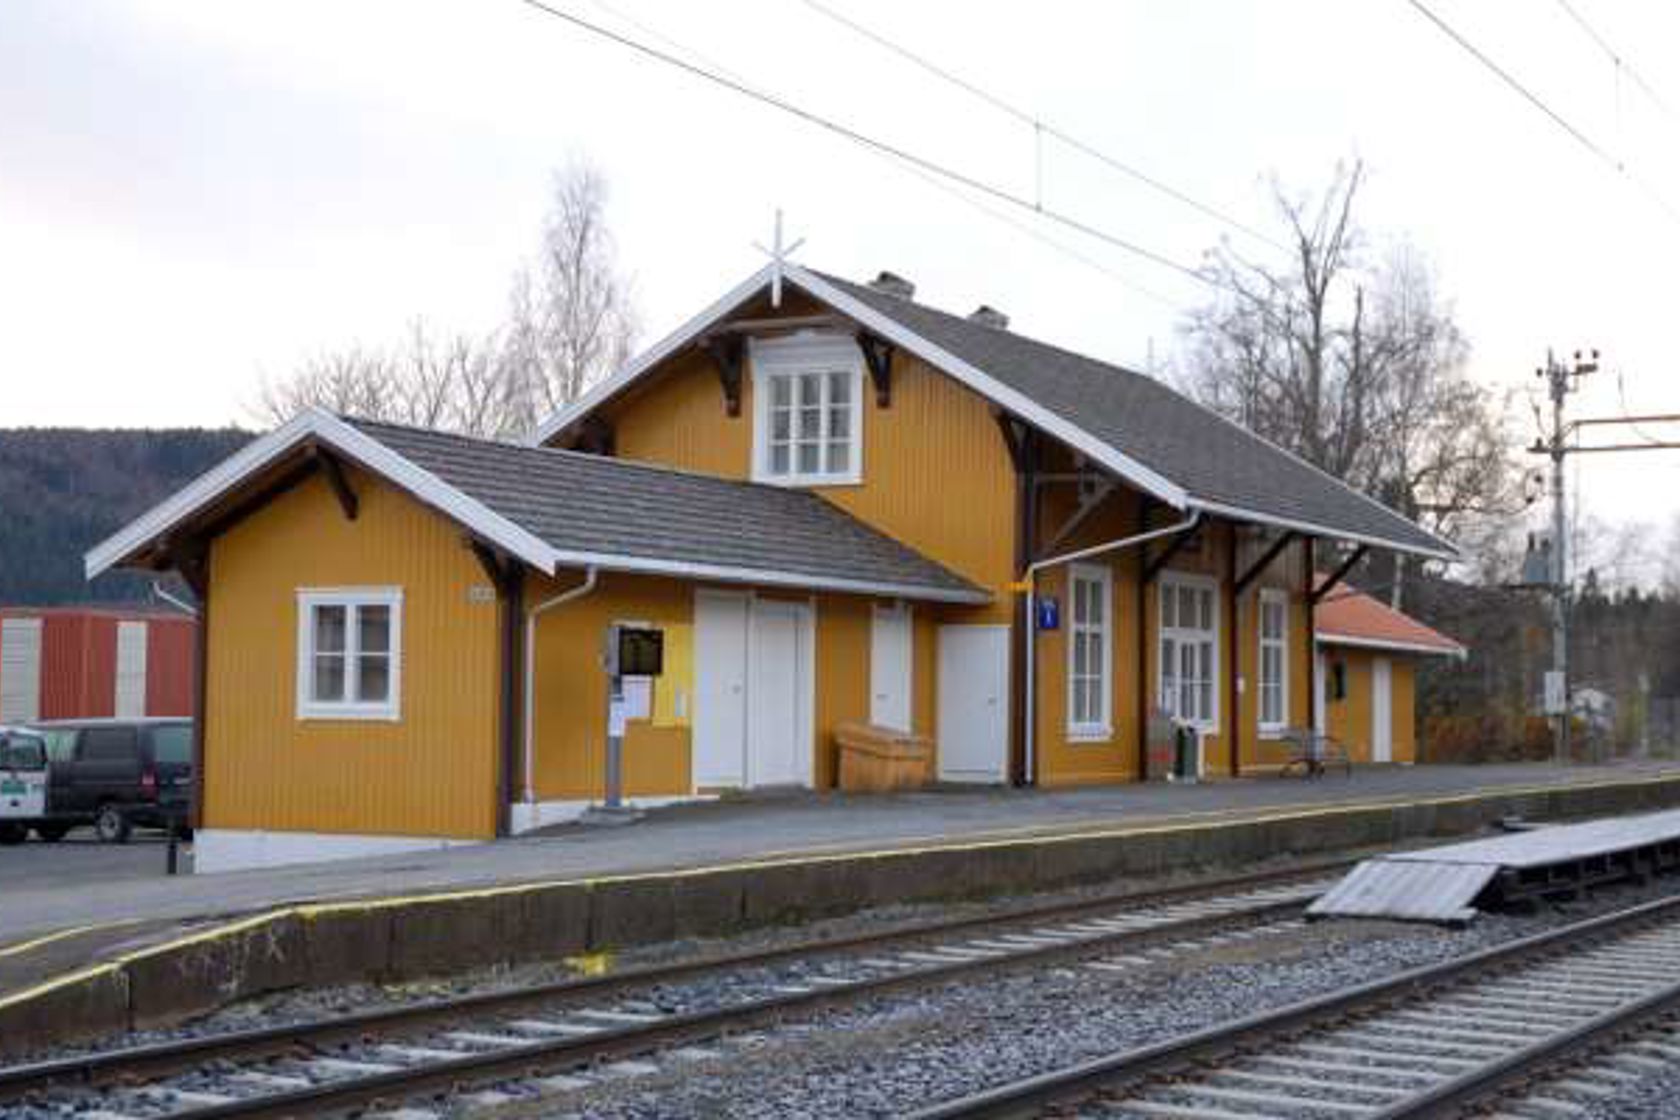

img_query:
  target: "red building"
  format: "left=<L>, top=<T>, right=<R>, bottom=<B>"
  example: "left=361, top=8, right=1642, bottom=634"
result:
left=0, top=606, right=196, bottom=723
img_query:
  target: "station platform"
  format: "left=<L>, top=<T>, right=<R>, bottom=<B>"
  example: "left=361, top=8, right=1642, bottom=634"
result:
left=5, top=761, right=1680, bottom=1053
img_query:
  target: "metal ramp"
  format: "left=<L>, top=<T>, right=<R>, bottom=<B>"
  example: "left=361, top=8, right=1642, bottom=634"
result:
left=1310, top=806, right=1680, bottom=924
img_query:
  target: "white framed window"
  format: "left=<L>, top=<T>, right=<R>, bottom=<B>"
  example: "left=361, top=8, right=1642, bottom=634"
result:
left=1258, top=589, right=1289, bottom=732
left=296, top=587, right=403, bottom=720
left=1158, top=572, right=1219, bottom=730
left=1066, top=563, right=1113, bottom=740
left=750, top=333, right=865, bottom=486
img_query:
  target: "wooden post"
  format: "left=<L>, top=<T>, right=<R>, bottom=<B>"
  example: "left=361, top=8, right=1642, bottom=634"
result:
left=1226, top=525, right=1240, bottom=778
left=1135, top=497, right=1153, bottom=779
left=1304, top=538, right=1317, bottom=733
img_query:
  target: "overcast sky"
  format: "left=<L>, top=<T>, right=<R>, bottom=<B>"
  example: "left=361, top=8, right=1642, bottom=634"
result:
left=5, top=0, right=1680, bottom=566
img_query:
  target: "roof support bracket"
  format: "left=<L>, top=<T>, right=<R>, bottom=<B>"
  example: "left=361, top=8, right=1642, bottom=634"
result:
left=573, top=414, right=615, bottom=457
left=1142, top=522, right=1200, bottom=584
left=312, top=448, right=358, bottom=522
left=1311, top=544, right=1369, bottom=605
left=858, top=332, right=894, bottom=408
left=701, top=334, right=746, bottom=418
left=1234, top=530, right=1298, bottom=595
left=161, top=535, right=209, bottom=598
left=468, top=538, right=519, bottom=593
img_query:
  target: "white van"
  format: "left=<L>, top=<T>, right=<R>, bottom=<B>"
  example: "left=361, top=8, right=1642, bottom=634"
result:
left=0, top=725, right=50, bottom=844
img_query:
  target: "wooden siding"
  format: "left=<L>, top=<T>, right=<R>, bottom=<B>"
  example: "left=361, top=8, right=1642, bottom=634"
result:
left=204, top=468, right=501, bottom=840
left=603, top=340, right=1017, bottom=623
left=1323, top=648, right=1417, bottom=765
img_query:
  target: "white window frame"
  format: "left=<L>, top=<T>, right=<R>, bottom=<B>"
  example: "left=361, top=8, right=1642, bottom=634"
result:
left=296, top=587, right=403, bottom=721
left=749, top=333, right=865, bottom=486
left=1158, top=571, right=1220, bottom=732
left=1257, top=588, right=1289, bottom=733
left=1066, top=562, right=1113, bottom=741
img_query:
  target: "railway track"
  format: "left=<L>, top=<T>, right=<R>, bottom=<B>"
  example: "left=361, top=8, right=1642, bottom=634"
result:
left=0, top=864, right=1342, bottom=1119
left=909, top=891, right=1680, bottom=1120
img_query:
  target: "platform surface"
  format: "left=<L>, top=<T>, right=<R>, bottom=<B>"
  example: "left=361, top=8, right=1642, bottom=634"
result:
left=1, top=762, right=1675, bottom=954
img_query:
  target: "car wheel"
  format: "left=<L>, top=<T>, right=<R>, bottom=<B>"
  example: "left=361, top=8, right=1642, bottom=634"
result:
left=94, top=804, right=132, bottom=844
left=0, top=823, right=26, bottom=845
left=33, top=823, right=70, bottom=842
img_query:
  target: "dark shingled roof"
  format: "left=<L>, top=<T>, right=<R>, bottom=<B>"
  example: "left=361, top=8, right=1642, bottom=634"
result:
left=811, top=270, right=1451, bottom=557
left=347, top=419, right=986, bottom=601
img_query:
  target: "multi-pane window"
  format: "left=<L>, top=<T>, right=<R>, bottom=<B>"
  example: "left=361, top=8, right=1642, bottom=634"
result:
left=1067, top=563, right=1112, bottom=738
left=1258, top=590, right=1288, bottom=730
left=297, top=589, right=402, bottom=719
left=1159, top=574, right=1218, bottom=729
left=751, top=334, right=864, bottom=485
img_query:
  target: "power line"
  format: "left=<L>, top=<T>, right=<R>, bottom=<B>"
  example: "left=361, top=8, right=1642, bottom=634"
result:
left=797, top=0, right=1287, bottom=254
left=1554, top=0, right=1680, bottom=133
left=510, top=0, right=1218, bottom=290
left=578, top=0, right=1180, bottom=311
left=1407, top=0, right=1680, bottom=229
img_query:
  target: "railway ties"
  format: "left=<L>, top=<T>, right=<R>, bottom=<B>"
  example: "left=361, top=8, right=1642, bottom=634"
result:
left=0, top=867, right=1343, bottom=1119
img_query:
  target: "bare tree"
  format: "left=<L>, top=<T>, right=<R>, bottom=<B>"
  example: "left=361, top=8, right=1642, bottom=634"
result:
left=254, top=159, right=637, bottom=440
left=497, top=161, right=637, bottom=432
left=1178, top=162, right=1519, bottom=602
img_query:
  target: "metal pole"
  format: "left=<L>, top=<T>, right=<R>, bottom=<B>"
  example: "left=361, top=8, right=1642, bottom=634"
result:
left=605, top=676, right=625, bottom=810
left=1548, top=350, right=1570, bottom=765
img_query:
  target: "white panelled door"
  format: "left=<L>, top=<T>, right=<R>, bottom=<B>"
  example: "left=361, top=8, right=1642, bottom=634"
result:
left=694, top=590, right=749, bottom=788
left=115, top=620, right=149, bottom=718
left=0, top=618, right=43, bottom=724
left=1372, top=656, right=1393, bottom=763
left=1314, top=651, right=1327, bottom=734
left=746, top=599, right=813, bottom=787
left=937, top=624, right=1010, bottom=783
left=869, top=604, right=913, bottom=732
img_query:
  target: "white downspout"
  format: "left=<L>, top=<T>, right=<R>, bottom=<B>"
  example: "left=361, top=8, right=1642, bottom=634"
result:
left=521, top=567, right=599, bottom=827
left=1022, top=511, right=1201, bottom=786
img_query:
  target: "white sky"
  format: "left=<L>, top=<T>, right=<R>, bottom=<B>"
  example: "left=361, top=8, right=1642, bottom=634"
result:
left=5, top=0, right=1680, bottom=551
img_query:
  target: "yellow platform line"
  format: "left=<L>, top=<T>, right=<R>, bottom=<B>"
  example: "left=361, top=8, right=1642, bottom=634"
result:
left=1, top=770, right=1676, bottom=1017
left=0, top=920, right=142, bottom=961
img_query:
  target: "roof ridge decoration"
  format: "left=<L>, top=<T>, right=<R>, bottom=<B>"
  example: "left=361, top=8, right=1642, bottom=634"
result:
left=533, top=262, right=1455, bottom=561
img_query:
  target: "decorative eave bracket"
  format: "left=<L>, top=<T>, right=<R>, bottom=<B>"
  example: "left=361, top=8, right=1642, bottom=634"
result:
left=858, top=332, right=894, bottom=408
left=701, top=334, right=746, bottom=418
left=306, top=445, right=359, bottom=522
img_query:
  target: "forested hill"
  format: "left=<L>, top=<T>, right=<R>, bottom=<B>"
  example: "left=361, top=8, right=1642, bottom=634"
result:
left=0, top=428, right=252, bottom=605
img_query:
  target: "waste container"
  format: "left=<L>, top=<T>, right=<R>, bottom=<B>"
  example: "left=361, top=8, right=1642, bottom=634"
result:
left=835, top=722, right=933, bottom=792
left=1172, top=722, right=1200, bottom=782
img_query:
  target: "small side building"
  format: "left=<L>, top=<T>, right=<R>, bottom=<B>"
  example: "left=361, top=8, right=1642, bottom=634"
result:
left=0, top=605, right=196, bottom=723
left=1313, top=583, right=1465, bottom=764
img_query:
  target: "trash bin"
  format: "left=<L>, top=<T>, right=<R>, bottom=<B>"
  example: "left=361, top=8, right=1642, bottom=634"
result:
left=1173, top=722, right=1200, bottom=782
left=835, top=722, right=933, bottom=792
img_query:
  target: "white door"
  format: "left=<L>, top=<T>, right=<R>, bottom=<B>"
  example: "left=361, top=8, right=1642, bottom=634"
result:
left=870, top=604, right=913, bottom=732
left=747, top=600, right=812, bottom=786
left=1314, top=650, right=1327, bottom=734
left=115, top=620, right=149, bottom=718
left=694, top=590, right=749, bottom=787
left=0, top=618, right=43, bottom=724
left=937, top=624, right=1010, bottom=782
left=1372, top=656, right=1393, bottom=763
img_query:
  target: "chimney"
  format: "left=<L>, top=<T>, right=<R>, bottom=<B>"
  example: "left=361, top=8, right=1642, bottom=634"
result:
left=868, top=270, right=915, bottom=300
left=968, top=304, right=1009, bottom=330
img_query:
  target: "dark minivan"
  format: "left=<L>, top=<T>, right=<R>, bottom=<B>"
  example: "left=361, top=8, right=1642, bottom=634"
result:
left=30, top=719, right=193, bottom=842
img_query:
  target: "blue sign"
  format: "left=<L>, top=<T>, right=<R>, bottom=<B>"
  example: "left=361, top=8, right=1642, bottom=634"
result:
left=1036, top=596, right=1060, bottom=631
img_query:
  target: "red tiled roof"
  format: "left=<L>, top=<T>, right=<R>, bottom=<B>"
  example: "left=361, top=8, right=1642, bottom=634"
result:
left=1314, top=580, right=1465, bottom=658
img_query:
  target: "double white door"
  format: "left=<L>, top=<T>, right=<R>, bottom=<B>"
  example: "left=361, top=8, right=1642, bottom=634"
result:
left=693, top=591, right=814, bottom=789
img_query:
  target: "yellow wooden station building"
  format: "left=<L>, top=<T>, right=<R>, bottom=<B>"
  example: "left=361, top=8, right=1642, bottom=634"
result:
left=89, top=263, right=1454, bottom=871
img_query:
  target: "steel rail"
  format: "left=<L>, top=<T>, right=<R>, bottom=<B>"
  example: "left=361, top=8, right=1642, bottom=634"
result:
left=906, top=890, right=1680, bottom=1119
left=0, top=862, right=1343, bottom=1110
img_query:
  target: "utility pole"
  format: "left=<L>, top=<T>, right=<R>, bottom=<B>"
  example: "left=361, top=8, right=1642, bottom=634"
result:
left=1539, top=350, right=1593, bottom=765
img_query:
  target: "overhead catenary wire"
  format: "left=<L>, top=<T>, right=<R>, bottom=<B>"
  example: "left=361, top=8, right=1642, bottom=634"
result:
left=510, top=0, right=1221, bottom=291
left=796, top=0, right=1287, bottom=254
left=1555, top=0, right=1680, bottom=134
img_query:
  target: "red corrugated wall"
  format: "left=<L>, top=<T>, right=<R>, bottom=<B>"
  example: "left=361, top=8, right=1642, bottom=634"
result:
left=146, top=617, right=196, bottom=716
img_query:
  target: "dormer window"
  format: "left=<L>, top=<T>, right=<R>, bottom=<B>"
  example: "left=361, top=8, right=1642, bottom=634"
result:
left=750, top=334, right=864, bottom=486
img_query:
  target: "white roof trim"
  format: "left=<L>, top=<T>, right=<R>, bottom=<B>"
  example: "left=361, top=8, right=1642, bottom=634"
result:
left=1316, top=631, right=1467, bottom=659
left=84, top=408, right=558, bottom=580
left=1190, top=498, right=1458, bottom=562
left=546, top=548, right=990, bottom=604
left=530, top=263, right=777, bottom=446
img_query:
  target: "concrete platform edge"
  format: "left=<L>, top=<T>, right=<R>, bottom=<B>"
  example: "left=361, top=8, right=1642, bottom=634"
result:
left=5, top=772, right=1680, bottom=1056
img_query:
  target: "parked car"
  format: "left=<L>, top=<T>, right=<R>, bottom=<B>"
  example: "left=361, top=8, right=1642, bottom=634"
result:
left=0, top=725, right=51, bottom=845
left=26, top=718, right=193, bottom=843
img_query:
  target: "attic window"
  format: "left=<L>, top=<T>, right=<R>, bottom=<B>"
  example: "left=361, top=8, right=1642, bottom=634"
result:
left=749, top=334, right=864, bottom=486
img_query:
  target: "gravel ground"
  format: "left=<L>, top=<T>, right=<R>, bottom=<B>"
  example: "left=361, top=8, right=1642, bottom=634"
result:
left=473, top=876, right=1680, bottom=1119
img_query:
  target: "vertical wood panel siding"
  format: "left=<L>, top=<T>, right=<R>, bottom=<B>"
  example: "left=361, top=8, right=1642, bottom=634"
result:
left=145, top=617, right=197, bottom=716
left=206, top=469, right=500, bottom=839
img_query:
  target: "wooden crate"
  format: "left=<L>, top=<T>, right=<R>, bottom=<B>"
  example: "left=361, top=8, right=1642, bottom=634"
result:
left=835, top=721, right=933, bottom=792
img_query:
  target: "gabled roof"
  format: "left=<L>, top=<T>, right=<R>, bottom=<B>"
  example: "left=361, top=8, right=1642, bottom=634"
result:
left=85, top=409, right=989, bottom=605
left=1315, top=582, right=1466, bottom=658
left=535, top=263, right=1455, bottom=560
